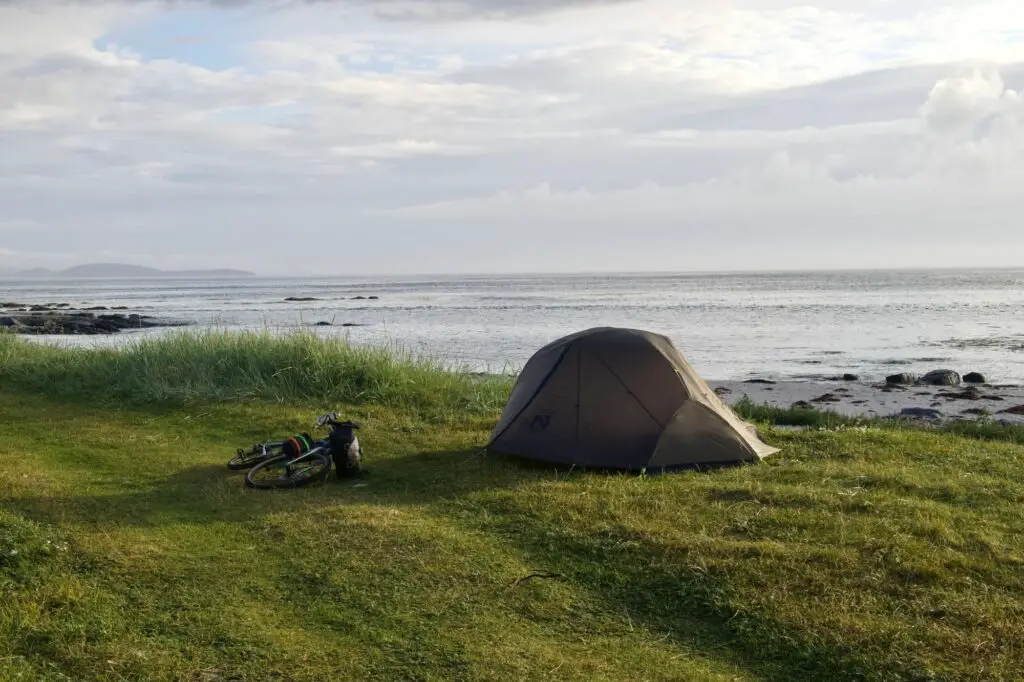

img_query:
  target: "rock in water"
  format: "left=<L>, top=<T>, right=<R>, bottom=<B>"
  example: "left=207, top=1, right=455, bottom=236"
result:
left=1000, top=405, right=1024, bottom=415
left=2, top=309, right=187, bottom=335
left=919, top=369, right=961, bottom=386
left=899, top=407, right=944, bottom=421
left=843, top=373, right=859, bottom=381
left=886, top=373, right=917, bottom=385
left=963, top=372, right=987, bottom=384
left=941, top=387, right=981, bottom=400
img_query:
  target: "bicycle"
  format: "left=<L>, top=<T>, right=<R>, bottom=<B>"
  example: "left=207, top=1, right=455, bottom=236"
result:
left=227, top=412, right=363, bottom=489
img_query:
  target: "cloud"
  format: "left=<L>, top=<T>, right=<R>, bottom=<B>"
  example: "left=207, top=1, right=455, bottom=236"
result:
left=0, top=0, right=639, bottom=21
left=2, top=1, right=1024, bottom=273
left=922, top=68, right=1021, bottom=132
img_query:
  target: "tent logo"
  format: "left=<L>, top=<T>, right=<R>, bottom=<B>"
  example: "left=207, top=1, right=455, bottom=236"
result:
left=528, top=414, right=552, bottom=432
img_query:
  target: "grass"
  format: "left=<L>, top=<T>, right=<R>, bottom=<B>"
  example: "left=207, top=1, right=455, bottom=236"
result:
left=3, top=331, right=1024, bottom=680
left=0, top=330, right=511, bottom=418
left=733, top=396, right=1024, bottom=446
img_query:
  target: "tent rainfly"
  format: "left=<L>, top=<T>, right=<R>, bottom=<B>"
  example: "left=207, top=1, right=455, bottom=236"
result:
left=487, top=327, right=779, bottom=470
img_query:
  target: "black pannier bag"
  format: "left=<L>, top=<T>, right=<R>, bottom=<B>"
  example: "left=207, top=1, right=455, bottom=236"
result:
left=329, top=424, right=363, bottom=478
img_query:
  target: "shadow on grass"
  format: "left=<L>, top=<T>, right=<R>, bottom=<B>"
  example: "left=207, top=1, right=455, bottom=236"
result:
left=6, top=449, right=569, bottom=528
left=7, top=447, right=923, bottom=681
left=453, top=509, right=914, bottom=682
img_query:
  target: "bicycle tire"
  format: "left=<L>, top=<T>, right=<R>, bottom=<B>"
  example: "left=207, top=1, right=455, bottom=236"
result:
left=244, top=452, right=332, bottom=490
left=227, top=445, right=279, bottom=471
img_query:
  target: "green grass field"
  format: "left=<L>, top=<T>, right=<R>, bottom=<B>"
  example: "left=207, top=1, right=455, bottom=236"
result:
left=2, top=332, right=1024, bottom=681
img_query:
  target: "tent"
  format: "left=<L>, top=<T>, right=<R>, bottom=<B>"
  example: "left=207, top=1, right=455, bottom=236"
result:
left=487, top=327, right=778, bottom=470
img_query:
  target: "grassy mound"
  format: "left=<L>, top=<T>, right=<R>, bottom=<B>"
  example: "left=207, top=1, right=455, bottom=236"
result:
left=0, top=330, right=512, bottom=418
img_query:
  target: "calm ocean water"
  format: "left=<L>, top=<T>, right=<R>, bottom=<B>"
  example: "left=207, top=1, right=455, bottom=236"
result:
left=3, top=269, right=1024, bottom=383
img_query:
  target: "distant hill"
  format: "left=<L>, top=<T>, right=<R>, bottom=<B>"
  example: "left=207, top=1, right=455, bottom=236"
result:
left=15, top=263, right=255, bottom=279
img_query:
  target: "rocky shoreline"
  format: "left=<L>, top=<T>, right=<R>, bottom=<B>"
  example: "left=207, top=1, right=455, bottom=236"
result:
left=0, top=302, right=189, bottom=335
left=711, top=368, right=1024, bottom=425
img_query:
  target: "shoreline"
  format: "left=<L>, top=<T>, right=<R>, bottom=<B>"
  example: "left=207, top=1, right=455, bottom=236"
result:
left=710, top=379, right=1024, bottom=425
left=4, top=316, right=1023, bottom=423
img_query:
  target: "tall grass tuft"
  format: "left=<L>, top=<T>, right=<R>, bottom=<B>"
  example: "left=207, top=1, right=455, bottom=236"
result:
left=0, top=330, right=514, bottom=416
left=731, top=395, right=857, bottom=428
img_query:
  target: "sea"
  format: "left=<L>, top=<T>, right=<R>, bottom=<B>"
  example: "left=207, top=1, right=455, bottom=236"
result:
left=3, top=269, right=1024, bottom=384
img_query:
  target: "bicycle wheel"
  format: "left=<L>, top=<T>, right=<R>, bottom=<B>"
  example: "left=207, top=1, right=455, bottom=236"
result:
left=244, top=452, right=332, bottom=489
left=228, top=444, right=279, bottom=471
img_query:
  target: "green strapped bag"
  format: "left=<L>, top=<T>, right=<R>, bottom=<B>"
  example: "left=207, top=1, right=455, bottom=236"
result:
left=282, top=432, right=315, bottom=459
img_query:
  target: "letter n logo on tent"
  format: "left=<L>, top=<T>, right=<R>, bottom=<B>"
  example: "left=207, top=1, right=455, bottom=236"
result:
left=528, top=414, right=552, bottom=432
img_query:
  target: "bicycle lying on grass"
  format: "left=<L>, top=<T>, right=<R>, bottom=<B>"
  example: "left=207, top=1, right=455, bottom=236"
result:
left=227, top=412, right=363, bottom=489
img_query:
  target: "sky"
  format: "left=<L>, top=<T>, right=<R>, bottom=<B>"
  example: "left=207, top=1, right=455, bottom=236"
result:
left=1, top=0, right=1024, bottom=275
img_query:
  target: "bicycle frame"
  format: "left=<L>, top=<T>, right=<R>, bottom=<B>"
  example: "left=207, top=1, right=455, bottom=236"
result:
left=280, top=442, right=329, bottom=469
left=255, top=441, right=285, bottom=456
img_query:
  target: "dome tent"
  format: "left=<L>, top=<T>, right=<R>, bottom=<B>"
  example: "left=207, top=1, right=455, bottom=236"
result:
left=487, top=327, right=778, bottom=470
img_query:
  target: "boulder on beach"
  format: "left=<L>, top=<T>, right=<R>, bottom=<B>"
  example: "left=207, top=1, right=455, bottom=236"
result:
left=898, top=407, right=944, bottom=421
left=886, top=373, right=917, bottom=385
left=940, top=387, right=981, bottom=400
left=919, top=369, right=961, bottom=386
left=963, top=372, right=987, bottom=384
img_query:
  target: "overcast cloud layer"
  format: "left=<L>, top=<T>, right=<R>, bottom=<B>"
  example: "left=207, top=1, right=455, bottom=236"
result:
left=1, top=0, right=1023, bottom=274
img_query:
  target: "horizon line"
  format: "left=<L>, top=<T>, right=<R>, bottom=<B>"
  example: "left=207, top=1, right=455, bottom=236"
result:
left=2, top=263, right=1023, bottom=280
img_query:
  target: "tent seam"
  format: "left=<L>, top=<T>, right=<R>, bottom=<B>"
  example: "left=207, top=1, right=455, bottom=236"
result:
left=487, top=344, right=573, bottom=446
left=593, top=351, right=665, bottom=430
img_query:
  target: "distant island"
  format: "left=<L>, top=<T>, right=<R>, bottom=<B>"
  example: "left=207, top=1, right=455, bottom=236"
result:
left=9, top=263, right=255, bottom=279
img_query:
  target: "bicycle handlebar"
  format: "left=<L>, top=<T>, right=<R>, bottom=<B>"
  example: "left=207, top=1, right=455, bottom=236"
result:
left=315, top=412, right=360, bottom=429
